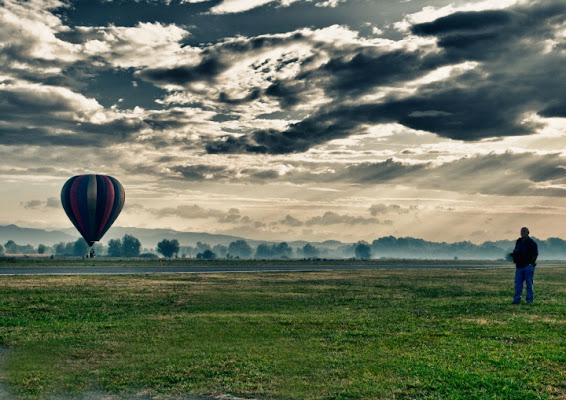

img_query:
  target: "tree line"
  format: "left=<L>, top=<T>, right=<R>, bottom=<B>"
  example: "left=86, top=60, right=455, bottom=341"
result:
left=0, top=236, right=329, bottom=259
left=5, top=235, right=566, bottom=260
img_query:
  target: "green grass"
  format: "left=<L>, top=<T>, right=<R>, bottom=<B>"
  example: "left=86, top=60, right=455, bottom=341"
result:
left=0, top=267, right=565, bottom=399
left=0, top=256, right=535, bottom=268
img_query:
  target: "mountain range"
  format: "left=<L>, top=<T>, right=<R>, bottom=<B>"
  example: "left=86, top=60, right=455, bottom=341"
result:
left=0, top=224, right=250, bottom=249
left=4, top=224, right=566, bottom=260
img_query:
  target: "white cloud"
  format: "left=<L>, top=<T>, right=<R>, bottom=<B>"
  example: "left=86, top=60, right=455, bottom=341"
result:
left=83, top=22, right=193, bottom=69
left=1, top=0, right=80, bottom=65
left=314, top=0, right=346, bottom=7
left=1, top=79, right=103, bottom=120
left=208, top=0, right=276, bottom=14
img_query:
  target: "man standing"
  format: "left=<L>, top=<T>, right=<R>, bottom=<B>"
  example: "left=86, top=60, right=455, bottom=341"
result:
left=511, top=227, right=538, bottom=304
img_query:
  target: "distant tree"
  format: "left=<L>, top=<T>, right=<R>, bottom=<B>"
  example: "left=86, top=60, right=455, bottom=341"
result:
left=275, top=242, right=292, bottom=258
left=0, top=244, right=4, bottom=255
left=73, top=238, right=89, bottom=257
left=212, top=244, right=228, bottom=258
left=196, top=242, right=211, bottom=253
left=18, top=244, right=36, bottom=254
left=303, top=243, right=319, bottom=258
left=122, top=234, right=141, bottom=257
left=37, top=244, right=47, bottom=254
left=354, top=241, right=371, bottom=259
left=197, top=249, right=216, bottom=259
left=157, top=239, right=180, bottom=258
left=93, top=243, right=105, bottom=256
left=108, top=238, right=123, bottom=257
left=65, top=242, right=75, bottom=256
left=179, top=246, right=196, bottom=258
left=255, top=242, right=293, bottom=259
left=228, top=240, right=252, bottom=259
left=55, top=242, right=67, bottom=256
left=4, top=240, right=17, bottom=254
left=255, top=243, right=273, bottom=258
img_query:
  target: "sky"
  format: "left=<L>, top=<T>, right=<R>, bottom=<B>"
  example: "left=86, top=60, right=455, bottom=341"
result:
left=1, top=0, right=566, bottom=245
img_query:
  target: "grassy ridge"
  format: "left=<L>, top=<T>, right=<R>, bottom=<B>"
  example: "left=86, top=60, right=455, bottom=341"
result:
left=0, top=267, right=565, bottom=399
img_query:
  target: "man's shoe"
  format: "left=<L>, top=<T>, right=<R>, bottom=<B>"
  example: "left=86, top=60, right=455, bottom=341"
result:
left=512, top=301, right=520, bottom=304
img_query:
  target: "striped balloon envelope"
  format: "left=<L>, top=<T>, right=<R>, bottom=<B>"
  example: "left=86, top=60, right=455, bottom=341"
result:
left=61, top=174, right=125, bottom=246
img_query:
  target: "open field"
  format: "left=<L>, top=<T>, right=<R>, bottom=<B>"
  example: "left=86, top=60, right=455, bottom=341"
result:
left=0, top=257, right=517, bottom=268
left=5, top=256, right=566, bottom=269
left=0, top=266, right=565, bottom=399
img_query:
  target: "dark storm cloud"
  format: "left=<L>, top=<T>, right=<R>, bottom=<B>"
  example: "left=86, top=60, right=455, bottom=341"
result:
left=138, top=32, right=308, bottom=87
left=0, top=118, right=147, bottom=147
left=140, top=58, right=225, bottom=86
left=143, top=116, right=187, bottom=131
left=205, top=135, right=270, bottom=154
left=170, top=164, right=233, bottom=181
left=311, top=48, right=442, bottom=97
left=207, top=103, right=382, bottom=154
left=265, top=81, right=305, bottom=108
left=204, top=1, right=566, bottom=154
left=0, top=78, right=149, bottom=146
left=539, top=101, right=566, bottom=118
left=219, top=88, right=261, bottom=104
left=411, top=3, right=566, bottom=61
left=411, top=10, right=512, bottom=36
left=0, top=87, right=76, bottom=115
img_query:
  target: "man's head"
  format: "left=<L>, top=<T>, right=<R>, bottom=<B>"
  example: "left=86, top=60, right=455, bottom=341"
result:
left=521, top=227, right=530, bottom=238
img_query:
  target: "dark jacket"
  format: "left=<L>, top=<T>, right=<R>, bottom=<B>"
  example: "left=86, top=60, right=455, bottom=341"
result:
left=512, top=237, right=538, bottom=268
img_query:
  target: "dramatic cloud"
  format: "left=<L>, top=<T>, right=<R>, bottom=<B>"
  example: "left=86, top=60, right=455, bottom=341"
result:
left=208, top=0, right=278, bottom=14
left=3, top=0, right=566, bottom=244
left=205, top=0, right=339, bottom=15
left=202, top=2, right=566, bottom=154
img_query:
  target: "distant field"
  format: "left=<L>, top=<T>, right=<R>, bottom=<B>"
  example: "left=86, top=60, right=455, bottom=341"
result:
left=0, top=266, right=565, bottom=399
left=3, top=256, right=563, bottom=268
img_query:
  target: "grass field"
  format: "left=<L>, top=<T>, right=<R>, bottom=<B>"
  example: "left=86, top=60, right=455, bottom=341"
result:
left=0, top=264, right=565, bottom=399
left=0, top=257, right=516, bottom=268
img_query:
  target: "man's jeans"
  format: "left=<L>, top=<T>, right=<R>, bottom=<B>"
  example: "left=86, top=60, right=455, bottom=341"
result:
left=514, top=264, right=535, bottom=303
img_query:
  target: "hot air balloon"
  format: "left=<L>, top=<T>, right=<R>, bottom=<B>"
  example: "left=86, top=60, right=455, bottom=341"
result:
left=61, top=174, right=125, bottom=247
